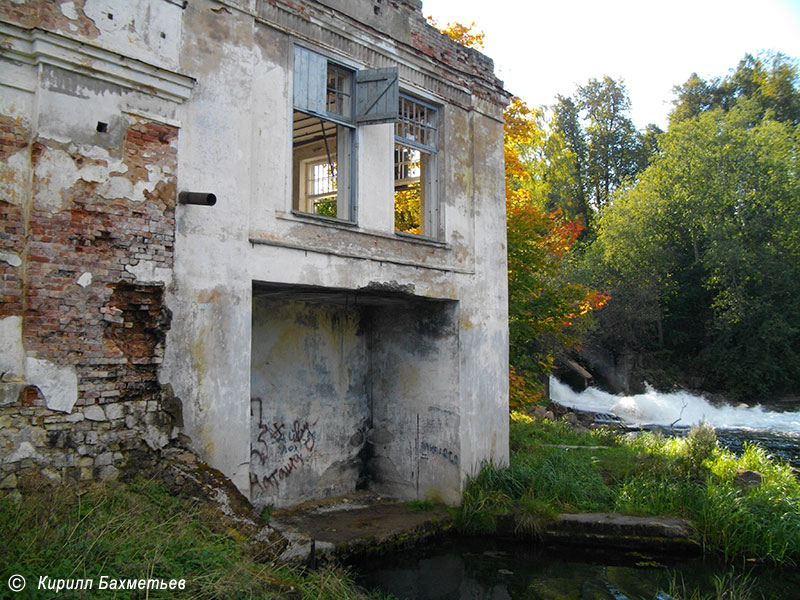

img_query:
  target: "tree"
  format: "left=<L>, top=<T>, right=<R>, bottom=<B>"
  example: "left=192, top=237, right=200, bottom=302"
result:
left=577, top=76, right=644, bottom=210
left=551, top=95, right=590, bottom=228
left=549, top=78, right=659, bottom=234
left=593, top=101, right=800, bottom=399
left=671, top=52, right=800, bottom=126
left=426, top=17, right=485, bottom=49
left=427, top=22, right=610, bottom=406
left=504, top=98, right=608, bottom=406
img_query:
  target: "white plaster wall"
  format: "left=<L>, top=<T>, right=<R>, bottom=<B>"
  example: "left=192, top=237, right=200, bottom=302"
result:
left=163, top=0, right=508, bottom=502
left=456, top=112, right=510, bottom=475
left=82, top=0, right=183, bottom=69
left=163, top=0, right=258, bottom=493
left=0, top=317, right=26, bottom=384
left=357, top=123, right=395, bottom=232
left=249, top=28, right=292, bottom=229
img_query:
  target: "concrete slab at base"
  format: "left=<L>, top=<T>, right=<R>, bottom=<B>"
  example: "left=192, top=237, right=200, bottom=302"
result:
left=542, top=512, right=701, bottom=554
left=270, top=491, right=452, bottom=563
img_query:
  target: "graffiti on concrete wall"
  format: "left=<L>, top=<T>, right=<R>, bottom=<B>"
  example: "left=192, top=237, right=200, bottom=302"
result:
left=250, top=398, right=318, bottom=491
left=420, top=440, right=459, bottom=466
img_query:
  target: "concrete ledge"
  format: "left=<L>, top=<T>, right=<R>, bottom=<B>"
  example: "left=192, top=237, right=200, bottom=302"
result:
left=268, top=495, right=699, bottom=564
left=542, top=512, right=701, bottom=554
left=269, top=492, right=453, bottom=563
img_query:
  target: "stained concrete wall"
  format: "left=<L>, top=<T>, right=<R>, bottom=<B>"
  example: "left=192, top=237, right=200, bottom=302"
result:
left=1, top=0, right=510, bottom=505
left=367, top=302, right=461, bottom=504
left=250, top=298, right=370, bottom=506
left=249, top=291, right=462, bottom=508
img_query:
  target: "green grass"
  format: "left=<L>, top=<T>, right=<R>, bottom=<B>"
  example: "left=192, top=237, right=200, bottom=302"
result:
left=457, top=418, right=800, bottom=566
left=0, top=477, right=389, bottom=599
left=666, top=569, right=758, bottom=600
left=405, top=498, right=436, bottom=512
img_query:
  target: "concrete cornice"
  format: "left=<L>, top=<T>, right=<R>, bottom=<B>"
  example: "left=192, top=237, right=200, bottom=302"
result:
left=0, top=20, right=196, bottom=103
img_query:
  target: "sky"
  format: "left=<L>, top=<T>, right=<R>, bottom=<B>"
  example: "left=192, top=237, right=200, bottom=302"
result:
left=421, top=0, right=800, bottom=129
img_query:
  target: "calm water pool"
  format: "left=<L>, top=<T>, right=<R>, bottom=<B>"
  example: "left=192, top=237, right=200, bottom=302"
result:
left=355, top=537, right=800, bottom=600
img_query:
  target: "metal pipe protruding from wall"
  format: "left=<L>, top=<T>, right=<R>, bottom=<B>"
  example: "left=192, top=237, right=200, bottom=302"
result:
left=178, top=191, right=217, bottom=206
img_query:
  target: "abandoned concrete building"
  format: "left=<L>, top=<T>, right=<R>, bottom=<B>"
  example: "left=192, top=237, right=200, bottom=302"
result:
left=0, top=0, right=511, bottom=508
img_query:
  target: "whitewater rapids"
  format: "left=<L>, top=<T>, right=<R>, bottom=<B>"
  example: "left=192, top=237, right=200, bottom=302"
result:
left=549, top=377, right=800, bottom=434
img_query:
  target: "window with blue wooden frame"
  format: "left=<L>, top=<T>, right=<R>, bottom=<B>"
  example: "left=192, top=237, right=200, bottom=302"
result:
left=394, top=94, right=439, bottom=237
left=292, top=46, right=398, bottom=223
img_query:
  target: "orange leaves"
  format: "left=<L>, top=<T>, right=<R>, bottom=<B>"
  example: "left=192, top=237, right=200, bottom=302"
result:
left=560, top=290, right=611, bottom=329
left=545, top=212, right=584, bottom=259
left=505, top=98, right=609, bottom=408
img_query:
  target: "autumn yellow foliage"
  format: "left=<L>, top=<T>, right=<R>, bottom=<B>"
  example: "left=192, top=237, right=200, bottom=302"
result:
left=505, top=97, right=608, bottom=409
left=426, top=17, right=485, bottom=50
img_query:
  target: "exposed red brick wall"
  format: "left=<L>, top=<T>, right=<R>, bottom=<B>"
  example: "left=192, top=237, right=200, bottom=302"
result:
left=0, top=0, right=100, bottom=38
left=0, top=115, right=29, bottom=318
left=0, top=201, right=26, bottom=317
left=24, top=119, right=177, bottom=404
left=407, top=18, right=507, bottom=105
left=0, top=114, right=28, bottom=161
left=1, top=116, right=179, bottom=486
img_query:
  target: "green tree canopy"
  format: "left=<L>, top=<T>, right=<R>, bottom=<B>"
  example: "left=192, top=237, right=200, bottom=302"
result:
left=550, top=77, right=660, bottom=234
left=671, top=51, right=800, bottom=126
left=578, top=76, right=646, bottom=210
left=593, top=100, right=800, bottom=398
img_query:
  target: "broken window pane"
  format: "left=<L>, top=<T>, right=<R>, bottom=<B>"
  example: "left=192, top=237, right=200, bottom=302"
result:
left=396, top=95, right=437, bottom=149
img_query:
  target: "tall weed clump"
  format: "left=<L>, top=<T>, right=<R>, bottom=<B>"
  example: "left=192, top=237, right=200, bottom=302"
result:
left=667, top=569, right=757, bottom=600
left=455, top=462, right=524, bottom=534
left=617, top=426, right=800, bottom=565
left=696, top=443, right=800, bottom=564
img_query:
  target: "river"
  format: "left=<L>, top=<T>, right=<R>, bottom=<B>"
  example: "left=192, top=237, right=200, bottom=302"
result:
left=549, top=377, right=800, bottom=467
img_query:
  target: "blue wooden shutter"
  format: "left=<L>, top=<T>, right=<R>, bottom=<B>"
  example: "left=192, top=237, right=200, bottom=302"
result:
left=355, top=67, right=399, bottom=124
left=293, top=46, right=327, bottom=115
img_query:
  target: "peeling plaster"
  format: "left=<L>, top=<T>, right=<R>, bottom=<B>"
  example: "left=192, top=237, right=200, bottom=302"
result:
left=82, top=0, right=182, bottom=68
left=0, top=150, right=30, bottom=205
left=24, top=357, right=79, bottom=413
left=0, top=316, right=25, bottom=381
left=0, top=251, right=22, bottom=268
left=125, top=261, right=173, bottom=285
left=34, top=148, right=85, bottom=211
left=60, top=2, right=80, bottom=21
left=34, top=142, right=174, bottom=210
